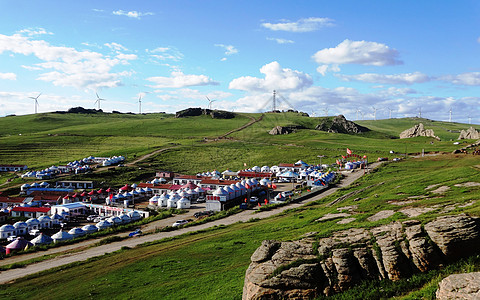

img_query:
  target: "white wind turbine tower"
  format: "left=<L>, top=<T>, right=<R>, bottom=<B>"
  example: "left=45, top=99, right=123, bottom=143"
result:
left=418, top=107, right=422, bottom=118
left=323, top=107, right=329, bottom=117
left=468, top=116, right=472, bottom=124
left=448, top=107, right=452, bottom=122
left=138, top=95, right=142, bottom=114
left=206, top=96, right=216, bottom=110
left=95, top=92, right=106, bottom=110
left=388, top=108, right=394, bottom=119
left=372, top=106, right=378, bottom=120
left=355, top=109, right=360, bottom=121
left=29, top=93, right=41, bottom=114
left=360, top=111, right=365, bottom=120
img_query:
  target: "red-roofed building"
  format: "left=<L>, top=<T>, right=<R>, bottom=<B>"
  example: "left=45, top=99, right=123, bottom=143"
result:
left=237, top=171, right=273, bottom=179
left=0, top=164, right=28, bottom=172
left=137, top=183, right=173, bottom=195
left=199, top=179, right=240, bottom=191
left=0, top=196, right=26, bottom=208
left=11, top=207, right=50, bottom=218
left=172, top=175, right=204, bottom=185
left=155, top=171, right=175, bottom=180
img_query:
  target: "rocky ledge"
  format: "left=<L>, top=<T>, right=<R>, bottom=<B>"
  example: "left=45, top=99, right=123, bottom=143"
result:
left=315, top=115, right=370, bottom=134
left=243, top=215, right=480, bottom=299
left=399, top=123, right=440, bottom=140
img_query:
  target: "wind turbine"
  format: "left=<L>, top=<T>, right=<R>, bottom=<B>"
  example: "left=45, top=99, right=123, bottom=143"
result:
left=360, top=111, right=365, bottom=120
left=206, top=96, right=216, bottom=110
left=355, top=109, right=360, bottom=121
left=388, top=108, right=394, bottom=119
left=322, top=107, right=329, bottom=117
left=29, top=93, right=41, bottom=114
left=468, top=116, right=472, bottom=124
left=448, top=107, right=452, bottom=123
left=94, top=92, right=106, bottom=110
left=138, top=95, right=142, bottom=114
left=372, top=106, right=378, bottom=120
left=418, top=107, right=422, bottom=118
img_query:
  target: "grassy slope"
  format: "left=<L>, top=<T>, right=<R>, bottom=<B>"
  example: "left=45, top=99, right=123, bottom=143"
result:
left=2, top=155, right=480, bottom=299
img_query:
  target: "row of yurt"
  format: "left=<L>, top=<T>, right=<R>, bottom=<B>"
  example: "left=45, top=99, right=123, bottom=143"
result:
left=148, top=193, right=192, bottom=209
left=0, top=217, right=55, bottom=239
left=20, top=182, right=50, bottom=192
left=102, top=156, right=125, bottom=166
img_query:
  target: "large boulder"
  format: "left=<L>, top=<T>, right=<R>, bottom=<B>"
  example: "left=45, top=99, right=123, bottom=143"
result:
left=243, top=215, right=480, bottom=299
left=458, top=127, right=480, bottom=140
left=399, top=123, right=440, bottom=140
left=175, top=107, right=235, bottom=119
left=436, top=272, right=480, bottom=299
left=315, top=115, right=370, bottom=134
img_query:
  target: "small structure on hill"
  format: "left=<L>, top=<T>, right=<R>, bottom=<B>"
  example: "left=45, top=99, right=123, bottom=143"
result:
left=315, top=115, right=370, bottom=134
left=400, top=123, right=440, bottom=140
left=458, top=127, right=480, bottom=140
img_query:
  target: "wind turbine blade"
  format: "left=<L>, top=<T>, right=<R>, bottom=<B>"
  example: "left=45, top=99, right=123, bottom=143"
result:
left=96, top=92, right=100, bottom=99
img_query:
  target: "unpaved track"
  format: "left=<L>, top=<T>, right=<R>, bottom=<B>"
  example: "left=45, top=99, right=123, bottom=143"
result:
left=0, top=163, right=380, bottom=284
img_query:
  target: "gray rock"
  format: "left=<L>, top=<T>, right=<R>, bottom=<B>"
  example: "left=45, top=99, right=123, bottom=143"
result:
left=436, top=272, right=480, bottom=299
left=458, top=127, right=480, bottom=140
left=399, top=123, right=440, bottom=140
left=315, top=115, right=370, bottom=134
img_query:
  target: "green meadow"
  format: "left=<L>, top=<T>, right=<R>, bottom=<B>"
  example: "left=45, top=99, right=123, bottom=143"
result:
left=1, top=111, right=480, bottom=299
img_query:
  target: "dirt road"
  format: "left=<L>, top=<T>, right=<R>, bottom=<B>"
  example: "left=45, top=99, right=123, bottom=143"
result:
left=0, top=163, right=379, bottom=284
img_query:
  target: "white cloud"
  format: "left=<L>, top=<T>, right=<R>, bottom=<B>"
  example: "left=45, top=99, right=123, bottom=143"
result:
left=313, top=39, right=402, bottom=71
left=116, top=53, right=138, bottom=61
left=0, top=33, right=130, bottom=90
left=267, top=37, right=294, bottom=44
left=147, top=47, right=184, bottom=61
left=215, top=44, right=238, bottom=55
left=17, top=28, right=53, bottom=36
left=229, top=61, right=313, bottom=92
left=112, top=10, right=154, bottom=19
left=442, top=72, right=480, bottom=86
left=0, top=72, right=16, bottom=80
left=147, top=71, right=219, bottom=88
left=338, top=72, right=429, bottom=84
left=261, top=17, right=334, bottom=32
left=104, top=42, right=128, bottom=51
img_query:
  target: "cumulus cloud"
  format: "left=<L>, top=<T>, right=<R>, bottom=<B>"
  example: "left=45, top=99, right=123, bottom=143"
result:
left=338, top=72, right=429, bottom=85
left=442, top=72, right=480, bottom=86
left=147, top=47, right=184, bottom=61
left=104, top=42, right=128, bottom=51
left=147, top=71, right=219, bottom=88
left=229, top=61, right=312, bottom=92
left=0, top=33, right=132, bottom=90
left=215, top=44, right=238, bottom=55
left=0, top=72, right=16, bottom=80
left=17, top=28, right=53, bottom=36
left=116, top=53, right=138, bottom=61
left=261, top=17, right=334, bottom=32
left=267, top=37, right=294, bottom=44
left=313, top=39, right=402, bottom=73
left=112, top=10, right=154, bottom=19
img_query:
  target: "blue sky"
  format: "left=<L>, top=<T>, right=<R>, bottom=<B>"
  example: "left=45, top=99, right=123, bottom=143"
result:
left=1, top=1, right=480, bottom=123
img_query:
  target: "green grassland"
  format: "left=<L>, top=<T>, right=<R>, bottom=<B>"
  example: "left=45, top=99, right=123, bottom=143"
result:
left=1, top=111, right=480, bottom=298
left=2, top=154, right=480, bottom=299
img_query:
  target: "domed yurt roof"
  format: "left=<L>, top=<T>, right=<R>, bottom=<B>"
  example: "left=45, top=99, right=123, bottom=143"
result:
left=31, top=233, right=53, bottom=246
left=51, top=230, right=73, bottom=242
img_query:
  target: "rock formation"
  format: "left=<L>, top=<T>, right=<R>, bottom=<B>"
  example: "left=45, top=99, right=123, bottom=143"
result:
left=268, top=125, right=305, bottom=135
left=243, top=215, right=480, bottom=299
left=458, top=127, right=480, bottom=140
left=399, top=123, right=440, bottom=140
left=315, top=115, right=370, bottom=134
left=175, top=107, right=235, bottom=119
left=436, top=272, right=480, bottom=299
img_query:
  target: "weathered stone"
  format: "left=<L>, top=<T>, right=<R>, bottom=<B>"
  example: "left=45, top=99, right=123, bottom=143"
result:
left=269, top=126, right=292, bottom=135
left=399, top=123, right=440, bottom=140
left=458, top=127, right=480, bottom=140
left=243, top=215, right=480, bottom=299
left=315, top=115, right=370, bottom=134
left=436, top=272, right=480, bottom=299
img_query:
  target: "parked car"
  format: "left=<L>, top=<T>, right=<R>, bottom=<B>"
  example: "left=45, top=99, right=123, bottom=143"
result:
left=249, top=196, right=259, bottom=203
left=29, top=229, right=40, bottom=236
left=93, top=216, right=106, bottom=223
left=87, top=215, right=98, bottom=222
left=196, top=196, right=206, bottom=203
left=128, top=229, right=142, bottom=237
left=193, top=211, right=214, bottom=218
left=7, top=235, right=17, bottom=242
left=281, top=191, right=294, bottom=197
left=172, top=219, right=191, bottom=227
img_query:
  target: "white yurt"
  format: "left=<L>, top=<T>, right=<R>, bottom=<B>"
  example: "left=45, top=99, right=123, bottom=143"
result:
left=20, top=183, right=31, bottom=192
left=68, top=227, right=85, bottom=238
left=13, top=221, right=28, bottom=236
left=51, top=230, right=73, bottom=243
left=38, top=215, right=52, bottom=229
left=158, top=193, right=169, bottom=207
left=82, top=224, right=98, bottom=234
left=213, top=187, right=229, bottom=200
left=119, top=213, right=131, bottom=224
left=96, top=220, right=112, bottom=230
left=177, top=197, right=191, bottom=209
left=127, top=211, right=142, bottom=221
left=107, top=216, right=122, bottom=226
left=224, top=185, right=235, bottom=198
left=251, top=166, right=261, bottom=172
left=187, top=188, right=198, bottom=200
left=178, top=190, right=188, bottom=199
left=26, top=218, right=40, bottom=231
left=148, top=195, right=159, bottom=206
left=51, top=214, right=63, bottom=226
left=235, top=182, right=246, bottom=195
left=194, top=187, right=205, bottom=197
left=261, top=166, right=270, bottom=173
left=0, top=224, right=16, bottom=239
left=230, top=184, right=240, bottom=198
left=31, top=233, right=53, bottom=246
left=167, top=193, right=180, bottom=208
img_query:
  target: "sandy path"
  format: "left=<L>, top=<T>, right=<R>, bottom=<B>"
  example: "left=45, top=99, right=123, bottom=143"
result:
left=0, top=163, right=379, bottom=284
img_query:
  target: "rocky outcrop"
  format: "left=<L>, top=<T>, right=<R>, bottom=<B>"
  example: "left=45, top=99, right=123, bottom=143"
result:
left=268, top=125, right=306, bottom=135
left=458, top=127, right=480, bottom=140
left=243, top=215, right=480, bottom=299
left=175, top=107, right=235, bottom=119
left=315, top=115, right=370, bottom=134
left=436, top=272, right=480, bottom=299
left=399, top=123, right=440, bottom=140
